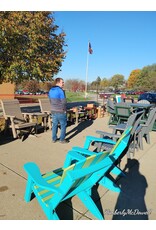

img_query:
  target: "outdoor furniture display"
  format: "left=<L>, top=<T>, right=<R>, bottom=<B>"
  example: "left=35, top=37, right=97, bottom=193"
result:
left=23, top=150, right=113, bottom=220
left=97, top=106, right=105, bottom=118
left=27, top=112, right=48, bottom=132
left=114, top=102, right=132, bottom=124
left=111, top=110, right=144, bottom=157
left=136, top=107, right=156, bottom=151
left=106, top=99, right=118, bottom=125
left=66, top=127, right=132, bottom=191
left=84, top=104, right=97, bottom=119
left=70, top=107, right=87, bottom=124
left=129, top=102, right=154, bottom=119
left=0, top=99, right=37, bottom=139
left=38, top=98, right=76, bottom=127
left=86, top=111, right=144, bottom=157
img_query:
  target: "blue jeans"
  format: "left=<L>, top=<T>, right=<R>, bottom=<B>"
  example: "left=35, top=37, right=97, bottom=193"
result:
left=52, top=113, right=67, bottom=141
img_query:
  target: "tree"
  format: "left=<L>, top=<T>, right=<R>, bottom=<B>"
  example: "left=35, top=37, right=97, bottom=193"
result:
left=109, top=74, right=125, bottom=90
left=100, top=77, right=109, bottom=89
left=0, top=12, right=67, bottom=84
left=127, top=69, right=141, bottom=89
left=136, top=64, right=156, bottom=91
left=65, top=79, right=85, bottom=92
left=149, top=72, right=156, bottom=90
left=96, top=76, right=101, bottom=85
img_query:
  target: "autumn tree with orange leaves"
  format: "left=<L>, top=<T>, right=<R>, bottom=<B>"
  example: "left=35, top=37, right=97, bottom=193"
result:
left=127, top=69, right=141, bottom=89
left=0, top=12, right=67, bottom=84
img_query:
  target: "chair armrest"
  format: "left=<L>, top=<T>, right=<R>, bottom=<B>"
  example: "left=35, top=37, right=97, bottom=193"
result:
left=23, top=162, right=58, bottom=192
left=43, top=111, right=51, bottom=114
left=5, top=115, right=15, bottom=123
left=139, top=119, right=146, bottom=124
left=22, top=112, right=47, bottom=117
left=96, top=130, right=121, bottom=139
left=5, top=115, right=15, bottom=118
left=72, top=147, right=98, bottom=156
left=140, top=124, right=148, bottom=127
left=63, top=150, right=86, bottom=167
left=84, top=135, right=116, bottom=149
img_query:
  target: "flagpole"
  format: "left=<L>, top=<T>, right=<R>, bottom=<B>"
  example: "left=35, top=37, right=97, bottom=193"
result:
left=85, top=42, right=89, bottom=98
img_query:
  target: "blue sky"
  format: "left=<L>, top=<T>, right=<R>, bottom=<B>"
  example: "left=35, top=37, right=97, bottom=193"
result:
left=54, top=11, right=156, bottom=83
left=2, top=1, right=156, bottom=83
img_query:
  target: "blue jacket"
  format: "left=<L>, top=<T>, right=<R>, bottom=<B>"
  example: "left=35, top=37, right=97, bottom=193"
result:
left=48, top=86, right=67, bottom=113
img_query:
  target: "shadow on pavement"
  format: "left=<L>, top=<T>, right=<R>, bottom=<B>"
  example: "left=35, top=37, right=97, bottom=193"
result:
left=66, top=119, right=94, bottom=141
left=112, top=159, right=149, bottom=220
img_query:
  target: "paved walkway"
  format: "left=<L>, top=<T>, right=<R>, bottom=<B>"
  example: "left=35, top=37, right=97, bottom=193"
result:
left=0, top=115, right=156, bottom=220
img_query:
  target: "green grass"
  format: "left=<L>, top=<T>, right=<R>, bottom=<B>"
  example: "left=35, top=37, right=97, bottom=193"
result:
left=15, top=91, right=91, bottom=103
left=66, top=91, right=90, bottom=102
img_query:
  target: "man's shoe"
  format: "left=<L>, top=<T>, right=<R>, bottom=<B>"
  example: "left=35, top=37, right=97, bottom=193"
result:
left=52, top=139, right=58, bottom=143
left=59, top=139, right=69, bottom=144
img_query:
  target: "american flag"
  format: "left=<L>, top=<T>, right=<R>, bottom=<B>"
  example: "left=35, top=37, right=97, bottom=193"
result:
left=88, top=42, right=93, bottom=54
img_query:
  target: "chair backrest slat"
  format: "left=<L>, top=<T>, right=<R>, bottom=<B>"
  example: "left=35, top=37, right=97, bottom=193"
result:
left=125, top=111, right=144, bottom=134
left=0, top=99, right=24, bottom=120
left=60, top=151, right=111, bottom=199
left=115, top=103, right=131, bottom=118
left=109, top=126, right=132, bottom=159
left=38, top=99, right=51, bottom=113
left=142, top=107, right=156, bottom=134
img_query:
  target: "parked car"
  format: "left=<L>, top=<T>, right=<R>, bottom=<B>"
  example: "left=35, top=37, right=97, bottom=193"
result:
left=138, top=92, right=156, bottom=104
left=15, top=90, right=24, bottom=95
left=99, top=92, right=114, bottom=99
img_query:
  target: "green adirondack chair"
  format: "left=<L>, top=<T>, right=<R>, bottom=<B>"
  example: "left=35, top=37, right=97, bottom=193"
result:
left=23, top=150, right=113, bottom=220
left=65, top=127, right=132, bottom=192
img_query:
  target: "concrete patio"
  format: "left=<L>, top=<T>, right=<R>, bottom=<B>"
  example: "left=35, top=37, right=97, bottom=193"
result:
left=0, top=115, right=156, bottom=220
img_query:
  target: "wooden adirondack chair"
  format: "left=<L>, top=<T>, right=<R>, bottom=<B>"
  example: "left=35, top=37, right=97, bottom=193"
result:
left=0, top=99, right=37, bottom=139
left=38, top=98, right=52, bottom=129
left=65, top=127, right=132, bottom=192
left=23, top=150, right=113, bottom=220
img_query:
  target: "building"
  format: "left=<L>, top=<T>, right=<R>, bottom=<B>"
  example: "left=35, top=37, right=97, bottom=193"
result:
left=0, top=82, right=15, bottom=99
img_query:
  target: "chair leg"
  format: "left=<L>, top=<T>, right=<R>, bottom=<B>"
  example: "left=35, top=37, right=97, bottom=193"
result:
left=46, top=208, right=59, bottom=220
left=63, top=154, right=73, bottom=168
left=138, top=133, right=144, bottom=150
left=10, top=123, right=17, bottom=138
left=146, top=133, right=150, bottom=144
left=77, top=191, right=104, bottom=220
left=24, top=178, right=34, bottom=202
left=111, top=165, right=126, bottom=177
left=98, top=176, right=121, bottom=193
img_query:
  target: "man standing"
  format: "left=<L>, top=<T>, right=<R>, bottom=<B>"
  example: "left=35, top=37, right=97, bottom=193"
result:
left=49, top=78, right=68, bottom=143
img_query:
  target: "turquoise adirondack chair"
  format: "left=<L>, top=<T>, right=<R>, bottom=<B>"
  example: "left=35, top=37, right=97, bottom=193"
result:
left=64, top=127, right=132, bottom=192
left=23, top=150, right=113, bottom=220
